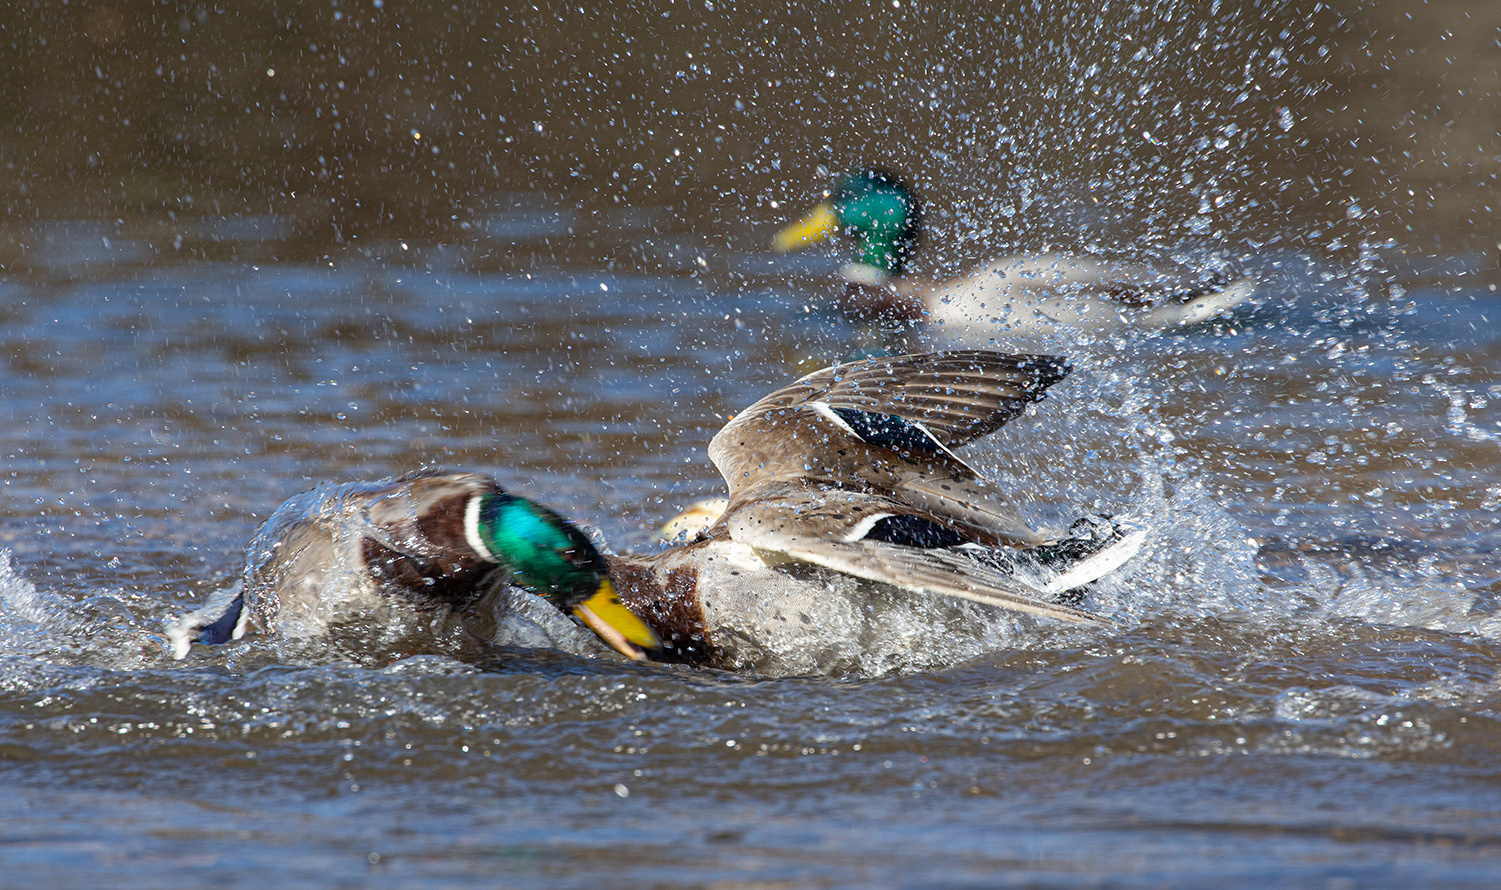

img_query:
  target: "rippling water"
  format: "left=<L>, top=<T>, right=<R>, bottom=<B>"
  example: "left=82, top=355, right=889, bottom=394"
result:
left=4, top=0, right=1501, bottom=885
left=1, top=210, right=1499, bottom=886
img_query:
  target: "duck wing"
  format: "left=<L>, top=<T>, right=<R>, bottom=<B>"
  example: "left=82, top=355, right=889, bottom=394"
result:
left=707, top=351, right=1067, bottom=546
left=722, top=486, right=1100, bottom=624
left=710, top=351, right=1067, bottom=470
left=358, top=471, right=496, bottom=566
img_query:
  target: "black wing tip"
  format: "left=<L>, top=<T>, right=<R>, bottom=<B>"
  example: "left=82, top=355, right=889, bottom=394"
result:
left=1017, top=354, right=1070, bottom=392
left=168, top=593, right=246, bottom=660
left=820, top=349, right=1071, bottom=382
left=930, top=348, right=1069, bottom=373
left=939, top=351, right=1070, bottom=399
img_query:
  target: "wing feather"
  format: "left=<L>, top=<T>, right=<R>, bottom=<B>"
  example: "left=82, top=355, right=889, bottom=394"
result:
left=724, top=490, right=1101, bottom=624
left=708, top=351, right=1068, bottom=496
left=738, top=533, right=1100, bottom=624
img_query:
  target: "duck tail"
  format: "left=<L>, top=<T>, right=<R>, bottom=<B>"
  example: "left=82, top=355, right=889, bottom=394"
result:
left=1027, top=516, right=1147, bottom=596
left=166, top=592, right=248, bottom=660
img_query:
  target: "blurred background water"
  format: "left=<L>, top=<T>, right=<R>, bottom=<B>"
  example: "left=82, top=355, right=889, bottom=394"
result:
left=0, top=0, right=1499, bottom=886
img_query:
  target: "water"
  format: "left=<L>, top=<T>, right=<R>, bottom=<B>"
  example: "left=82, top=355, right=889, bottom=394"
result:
left=3, top=0, right=1501, bottom=886
left=0, top=208, right=1497, bottom=886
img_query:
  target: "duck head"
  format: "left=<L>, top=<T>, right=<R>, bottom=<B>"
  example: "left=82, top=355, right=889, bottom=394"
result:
left=470, top=491, right=661, bottom=661
left=773, top=168, right=923, bottom=279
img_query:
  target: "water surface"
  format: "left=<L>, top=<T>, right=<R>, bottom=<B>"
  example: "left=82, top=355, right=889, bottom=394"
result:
left=2, top=0, right=1500, bottom=886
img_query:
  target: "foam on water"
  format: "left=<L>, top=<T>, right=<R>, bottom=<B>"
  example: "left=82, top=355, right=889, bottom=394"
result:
left=0, top=207, right=1490, bottom=688
left=5, top=285, right=1497, bottom=681
left=0, top=550, right=173, bottom=670
left=0, top=551, right=74, bottom=654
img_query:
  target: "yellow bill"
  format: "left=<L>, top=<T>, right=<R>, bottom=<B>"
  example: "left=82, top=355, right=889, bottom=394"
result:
left=572, top=579, right=659, bottom=661
left=772, top=202, right=839, bottom=252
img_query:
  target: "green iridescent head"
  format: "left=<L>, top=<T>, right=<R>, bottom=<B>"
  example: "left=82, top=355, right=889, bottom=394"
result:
left=471, top=491, right=660, bottom=659
left=474, top=492, right=607, bottom=608
left=831, top=169, right=922, bottom=274
left=772, top=168, right=922, bottom=275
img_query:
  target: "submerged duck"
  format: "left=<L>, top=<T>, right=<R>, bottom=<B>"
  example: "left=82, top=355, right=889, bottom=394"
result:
left=773, top=169, right=1256, bottom=344
left=168, top=472, right=661, bottom=663
left=173, top=351, right=1142, bottom=675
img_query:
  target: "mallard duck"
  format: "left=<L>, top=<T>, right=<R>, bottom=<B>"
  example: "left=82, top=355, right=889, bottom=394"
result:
left=168, top=472, right=661, bottom=662
left=173, top=351, right=1143, bottom=674
left=609, top=349, right=1142, bottom=672
left=772, top=169, right=1256, bottom=343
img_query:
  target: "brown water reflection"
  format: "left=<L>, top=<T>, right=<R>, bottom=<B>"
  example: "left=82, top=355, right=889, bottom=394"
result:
left=0, top=0, right=1495, bottom=273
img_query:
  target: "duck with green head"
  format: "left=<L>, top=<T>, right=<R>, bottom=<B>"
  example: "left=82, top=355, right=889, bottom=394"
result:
left=169, top=472, right=660, bottom=663
left=774, top=168, right=1256, bottom=344
left=170, top=351, right=1140, bottom=669
left=173, top=351, right=1144, bottom=675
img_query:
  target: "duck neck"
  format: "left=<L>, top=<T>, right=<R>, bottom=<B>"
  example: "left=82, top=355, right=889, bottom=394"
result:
left=606, top=552, right=722, bottom=666
left=837, top=264, right=925, bottom=326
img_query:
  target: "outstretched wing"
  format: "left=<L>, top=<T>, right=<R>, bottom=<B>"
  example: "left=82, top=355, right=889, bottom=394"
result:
left=709, top=351, right=1068, bottom=493
left=723, top=489, right=1101, bottom=625
left=707, top=351, right=1068, bottom=546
